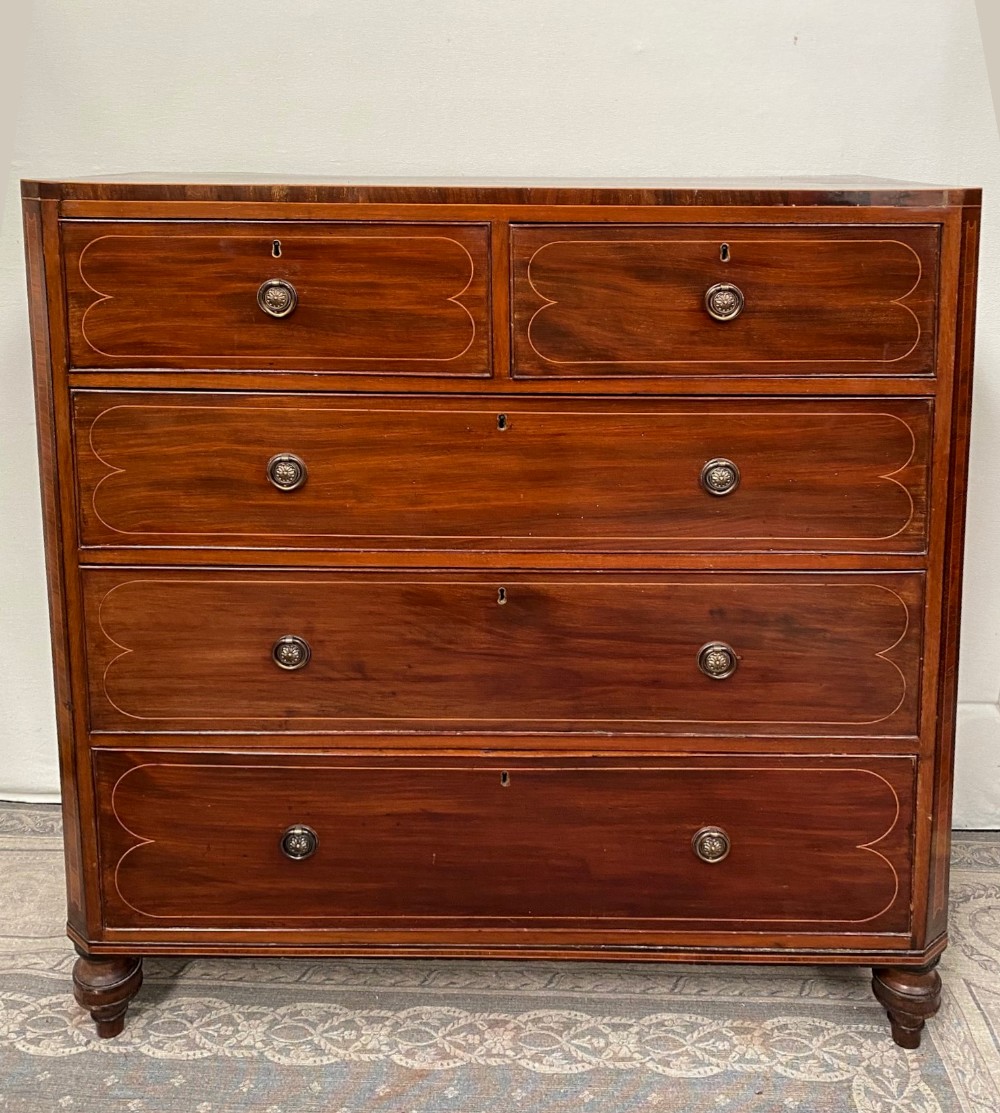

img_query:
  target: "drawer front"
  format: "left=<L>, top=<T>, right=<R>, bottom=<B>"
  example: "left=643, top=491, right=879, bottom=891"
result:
left=74, top=393, right=930, bottom=555
left=512, top=224, right=939, bottom=377
left=83, top=570, right=922, bottom=736
left=63, top=222, right=491, bottom=374
left=94, top=751, right=914, bottom=933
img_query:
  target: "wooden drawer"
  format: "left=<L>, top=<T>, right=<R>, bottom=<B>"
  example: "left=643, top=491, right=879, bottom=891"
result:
left=62, top=221, right=491, bottom=374
left=73, top=392, right=930, bottom=556
left=93, top=750, right=914, bottom=933
left=82, top=569, right=922, bottom=736
left=512, top=224, right=939, bottom=377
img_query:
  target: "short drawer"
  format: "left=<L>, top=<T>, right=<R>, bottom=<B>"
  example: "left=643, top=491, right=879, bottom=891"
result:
left=73, top=392, right=930, bottom=555
left=94, top=750, right=914, bottom=933
left=82, top=569, right=923, bottom=736
left=512, top=224, right=939, bottom=377
left=62, top=221, right=491, bottom=374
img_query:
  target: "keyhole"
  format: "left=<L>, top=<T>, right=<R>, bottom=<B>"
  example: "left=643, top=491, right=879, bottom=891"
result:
left=720, top=243, right=730, bottom=263
left=500, top=771, right=510, bottom=787
left=272, top=240, right=282, bottom=258
left=497, top=413, right=508, bottom=431
left=497, top=587, right=507, bottom=605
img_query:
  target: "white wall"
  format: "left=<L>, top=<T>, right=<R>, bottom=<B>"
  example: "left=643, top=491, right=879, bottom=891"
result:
left=2, top=0, right=999, bottom=822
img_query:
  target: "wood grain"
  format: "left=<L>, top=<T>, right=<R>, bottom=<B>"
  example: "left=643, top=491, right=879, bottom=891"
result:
left=22, top=174, right=981, bottom=208
left=94, top=750, right=914, bottom=933
left=512, top=224, right=940, bottom=377
left=82, top=569, right=923, bottom=736
left=63, top=222, right=491, bottom=374
left=73, top=392, right=930, bottom=556
left=924, top=206, right=982, bottom=942
left=23, top=199, right=90, bottom=935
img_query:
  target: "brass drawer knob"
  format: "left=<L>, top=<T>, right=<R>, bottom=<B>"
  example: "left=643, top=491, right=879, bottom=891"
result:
left=692, top=826, right=731, bottom=863
left=705, top=282, right=745, bottom=322
left=281, top=825, right=318, bottom=860
left=257, top=278, right=298, bottom=318
left=272, top=635, right=311, bottom=671
left=698, top=641, right=738, bottom=680
left=700, top=458, right=740, bottom=496
left=267, top=453, right=307, bottom=491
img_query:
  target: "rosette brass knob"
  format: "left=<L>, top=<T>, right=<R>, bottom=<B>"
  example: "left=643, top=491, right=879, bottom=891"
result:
left=272, top=635, right=311, bottom=671
left=704, top=282, right=745, bottom=322
left=280, top=825, right=318, bottom=860
left=267, top=453, right=307, bottom=491
left=257, top=278, right=298, bottom=318
left=692, top=826, right=731, bottom=863
left=700, top=458, right=740, bottom=496
left=698, top=641, right=738, bottom=680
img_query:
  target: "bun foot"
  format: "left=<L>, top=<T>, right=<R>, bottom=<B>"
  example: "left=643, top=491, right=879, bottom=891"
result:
left=72, top=952, right=143, bottom=1038
left=871, top=958, right=942, bottom=1049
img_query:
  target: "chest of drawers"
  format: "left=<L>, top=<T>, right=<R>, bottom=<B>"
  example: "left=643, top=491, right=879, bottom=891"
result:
left=22, top=176, right=980, bottom=1049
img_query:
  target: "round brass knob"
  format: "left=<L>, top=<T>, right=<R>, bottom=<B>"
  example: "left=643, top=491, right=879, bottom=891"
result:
left=698, top=641, right=738, bottom=680
left=692, top=826, right=731, bottom=863
left=257, top=278, right=298, bottom=318
left=281, top=825, right=318, bottom=860
left=700, top=458, right=740, bottom=496
left=705, top=282, right=745, bottom=322
left=266, top=453, right=307, bottom=491
left=272, top=635, right=311, bottom=671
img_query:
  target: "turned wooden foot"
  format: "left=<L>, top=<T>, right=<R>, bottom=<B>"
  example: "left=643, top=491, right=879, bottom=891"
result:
left=871, top=958, right=942, bottom=1049
left=72, top=951, right=143, bottom=1038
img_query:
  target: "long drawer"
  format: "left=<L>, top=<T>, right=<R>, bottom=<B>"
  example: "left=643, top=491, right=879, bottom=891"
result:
left=62, top=221, right=491, bottom=374
left=82, top=569, right=922, bottom=736
left=512, top=224, right=940, bottom=377
left=94, top=750, right=915, bottom=933
left=73, top=393, right=930, bottom=555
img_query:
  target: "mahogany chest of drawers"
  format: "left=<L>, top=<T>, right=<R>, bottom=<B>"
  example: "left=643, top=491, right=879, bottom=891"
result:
left=22, top=176, right=980, bottom=1048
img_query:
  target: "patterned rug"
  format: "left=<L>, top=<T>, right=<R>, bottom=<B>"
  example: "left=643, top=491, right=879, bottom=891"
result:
left=1, top=805, right=999, bottom=1113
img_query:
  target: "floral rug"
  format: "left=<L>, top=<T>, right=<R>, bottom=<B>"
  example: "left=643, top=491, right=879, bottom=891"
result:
left=1, top=804, right=999, bottom=1113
